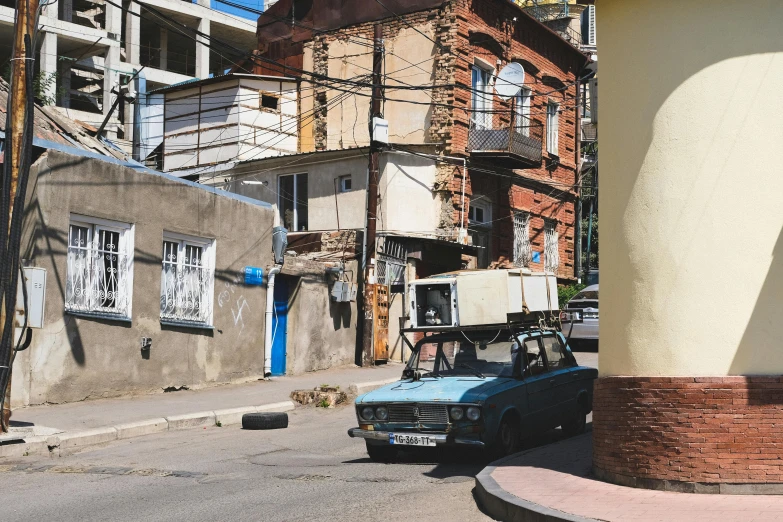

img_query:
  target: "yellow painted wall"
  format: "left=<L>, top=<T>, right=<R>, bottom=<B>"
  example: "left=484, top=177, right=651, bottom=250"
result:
left=598, top=0, right=783, bottom=377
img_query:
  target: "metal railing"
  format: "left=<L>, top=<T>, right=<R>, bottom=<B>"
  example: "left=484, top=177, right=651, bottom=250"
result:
left=160, top=260, right=214, bottom=325
left=66, top=239, right=131, bottom=317
left=468, top=116, right=543, bottom=164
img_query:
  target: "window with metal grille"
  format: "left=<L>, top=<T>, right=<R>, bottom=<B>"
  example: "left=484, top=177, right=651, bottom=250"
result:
left=513, top=212, right=531, bottom=267
left=544, top=219, right=560, bottom=272
left=66, top=215, right=134, bottom=319
left=160, top=233, right=216, bottom=327
left=546, top=102, right=559, bottom=155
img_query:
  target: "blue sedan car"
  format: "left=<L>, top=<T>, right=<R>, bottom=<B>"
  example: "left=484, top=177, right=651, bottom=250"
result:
left=348, top=328, right=597, bottom=461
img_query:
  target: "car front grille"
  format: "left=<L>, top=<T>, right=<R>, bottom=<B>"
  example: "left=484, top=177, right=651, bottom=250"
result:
left=387, top=404, right=449, bottom=424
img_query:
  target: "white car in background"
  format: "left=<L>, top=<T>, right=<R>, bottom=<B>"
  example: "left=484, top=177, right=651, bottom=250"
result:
left=561, top=284, right=599, bottom=349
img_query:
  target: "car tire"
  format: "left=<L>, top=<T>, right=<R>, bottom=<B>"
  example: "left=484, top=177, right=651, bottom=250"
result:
left=488, top=415, right=521, bottom=460
left=365, top=441, right=397, bottom=463
left=241, top=412, right=288, bottom=430
left=561, top=408, right=587, bottom=437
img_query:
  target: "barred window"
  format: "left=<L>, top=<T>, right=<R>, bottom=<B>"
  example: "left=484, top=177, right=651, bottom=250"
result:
left=160, top=233, right=215, bottom=327
left=513, top=212, right=531, bottom=267
left=544, top=219, right=560, bottom=273
left=66, top=216, right=134, bottom=319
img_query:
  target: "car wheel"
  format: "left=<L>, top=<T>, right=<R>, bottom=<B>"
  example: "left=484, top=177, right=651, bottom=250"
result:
left=241, top=412, right=288, bottom=430
left=561, top=407, right=587, bottom=437
left=365, top=441, right=397, bottom=463
left=488, top=415, right=521, bottom=460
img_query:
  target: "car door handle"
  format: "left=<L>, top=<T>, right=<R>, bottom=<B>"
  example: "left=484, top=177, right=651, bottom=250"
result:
left=572, top=373, right=580, bottom=379
left=549, top=379, right=556, bottom=385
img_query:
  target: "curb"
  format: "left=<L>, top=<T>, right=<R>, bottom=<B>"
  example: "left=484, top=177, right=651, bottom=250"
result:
left=474, top=453, right=598, bottom=522
left=348, top=377, right=400, bottom=396
left=1, top=399, right=297, bottom=459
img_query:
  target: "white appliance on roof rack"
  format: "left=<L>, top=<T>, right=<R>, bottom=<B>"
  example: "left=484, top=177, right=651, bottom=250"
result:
left=408, top=269, right=558, bottom=329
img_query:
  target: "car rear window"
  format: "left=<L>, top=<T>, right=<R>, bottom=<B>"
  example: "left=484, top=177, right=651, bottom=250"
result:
left=573, top=290, right=598, bottom=300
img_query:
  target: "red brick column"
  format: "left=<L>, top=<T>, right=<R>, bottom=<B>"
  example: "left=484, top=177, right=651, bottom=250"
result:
left=593, top=376, right=783, bottom=494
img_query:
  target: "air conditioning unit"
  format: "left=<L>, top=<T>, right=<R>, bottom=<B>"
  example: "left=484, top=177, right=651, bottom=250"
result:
left=408, top=269, right=558, bottom=329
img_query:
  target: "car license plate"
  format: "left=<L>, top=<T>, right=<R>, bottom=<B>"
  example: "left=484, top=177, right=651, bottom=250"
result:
left=389, top=433, right=437, bottom=447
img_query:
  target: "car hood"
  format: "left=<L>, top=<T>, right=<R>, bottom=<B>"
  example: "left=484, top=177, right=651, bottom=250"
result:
left=357, top=376, right=513, bottom=405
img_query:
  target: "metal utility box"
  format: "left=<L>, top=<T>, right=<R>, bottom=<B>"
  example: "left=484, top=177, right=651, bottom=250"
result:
left=15, top=267, right=46, bottom=329
left=331, top=281, right=357, bottom=303
left=408, top=269, right=558, bottom=329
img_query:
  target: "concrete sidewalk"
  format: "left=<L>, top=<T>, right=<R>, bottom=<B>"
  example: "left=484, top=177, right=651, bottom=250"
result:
left=476, top=432, right=783, bottom=522
left=10, top=363, right=403, bottom=434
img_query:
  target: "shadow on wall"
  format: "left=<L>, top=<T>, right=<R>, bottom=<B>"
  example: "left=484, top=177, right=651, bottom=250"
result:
left=730, top=226, right=783, bottom=383
left=22, top=153, right=274, bottom=368
left=599, top=0, right=783, bottom=374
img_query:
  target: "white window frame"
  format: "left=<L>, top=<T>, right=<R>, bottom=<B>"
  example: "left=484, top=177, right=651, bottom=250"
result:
left=65, top=214, right=134, bottom=320
left=471, top=59, right=495, bottom=130
left=513, top=212, right=531, bottom=268
left=544, top=219, right=560, bottom=273
left=468, top=196, right=492, bottom=227
left=547, top=101, right=560, bottom=156
left=278, top=172, right=308, bottom=231
left=338, top=174, right=352, bottom=193
left=160, top=231, right=216, bottom=328
left=515, top=87, right=532, bottom=137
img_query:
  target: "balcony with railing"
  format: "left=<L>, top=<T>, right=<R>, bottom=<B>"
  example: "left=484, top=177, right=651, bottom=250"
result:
left=468, top=114, right=544, bottom=167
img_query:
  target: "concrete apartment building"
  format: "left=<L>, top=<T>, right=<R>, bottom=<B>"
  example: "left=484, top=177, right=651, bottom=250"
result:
left=0, top=0, right=257, bottom=152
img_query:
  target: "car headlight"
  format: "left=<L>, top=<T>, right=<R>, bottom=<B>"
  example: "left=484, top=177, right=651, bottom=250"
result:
left=466, top=407, right=481, bottom=421
left=360, top=406, right=375, bottom=421
left=449, top=406, right=464, bottom=421
left=375, top=406, right=388, bottom=421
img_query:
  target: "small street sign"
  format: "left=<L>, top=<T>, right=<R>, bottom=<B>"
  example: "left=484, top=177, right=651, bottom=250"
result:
left=244, top=266, right=265, bottom=285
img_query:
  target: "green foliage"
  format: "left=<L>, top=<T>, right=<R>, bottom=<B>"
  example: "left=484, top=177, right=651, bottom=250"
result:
left=215, top=420, right=222, bottom=427
left=581, top=213, right=599, bottom=269
left=316, top=397, right=331, bottom=408
left=1, top=66, right=63, bottom=106
left=558, top=283, right=586, bottom=307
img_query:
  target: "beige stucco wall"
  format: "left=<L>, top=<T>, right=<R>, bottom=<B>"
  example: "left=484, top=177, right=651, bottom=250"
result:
left=223, top=150, right=440, bottom=235
left=301, top=20, right=436, bottom=153
left=379, top=152, right=440, bottom=235
left=11, top=151, right=275, bottom=406
left=224, top=153, right=368, bottom=230
left=284, top=260, right=360, bottom=375
left=598, top=0, right=783, bottom=377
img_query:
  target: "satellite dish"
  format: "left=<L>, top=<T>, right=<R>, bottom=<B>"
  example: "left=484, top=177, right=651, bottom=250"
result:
left=495, top=62, right=525, bottom=100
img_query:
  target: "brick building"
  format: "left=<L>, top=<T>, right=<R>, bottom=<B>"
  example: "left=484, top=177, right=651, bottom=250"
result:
left=251, top=0, right=589, bottom=281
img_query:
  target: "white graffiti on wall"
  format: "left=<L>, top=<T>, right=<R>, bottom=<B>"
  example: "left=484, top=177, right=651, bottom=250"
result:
left=218, top=275, right=251, bottom=336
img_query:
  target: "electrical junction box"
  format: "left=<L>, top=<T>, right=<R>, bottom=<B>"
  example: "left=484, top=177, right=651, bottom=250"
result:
left=408, top=269, right=559, bottom=329
left=331, top=281, right=357, bottom=303
left=372, top=117, right=389, bottom=144
left=15, top=267, right=46, bottom=329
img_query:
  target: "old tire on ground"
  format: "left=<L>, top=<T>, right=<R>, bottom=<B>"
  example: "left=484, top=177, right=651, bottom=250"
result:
left=365, top=441, right=397, bottom=463
left=561, top=407, right=587, bottom=437
left=242, top=412, right=288, bottom=430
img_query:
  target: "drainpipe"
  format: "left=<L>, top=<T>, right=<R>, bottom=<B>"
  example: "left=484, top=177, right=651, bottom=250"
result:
left=264, top=265, right=282, bottom=377
left=458, top=157, right=467, bottom=244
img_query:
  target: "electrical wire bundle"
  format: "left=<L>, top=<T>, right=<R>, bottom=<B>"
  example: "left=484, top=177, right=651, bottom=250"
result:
left=0, top=0, right=42, bottom=429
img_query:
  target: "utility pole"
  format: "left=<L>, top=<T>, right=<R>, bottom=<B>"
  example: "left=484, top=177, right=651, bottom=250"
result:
left=361, top=24, right=383, bottom=367
left=0, top=0, right=38, bottom=431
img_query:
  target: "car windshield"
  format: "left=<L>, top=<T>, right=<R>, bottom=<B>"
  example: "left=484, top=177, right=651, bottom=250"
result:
left=407, top=336, right=519, bottom=378
left=573, top=290, right=598, bottom=300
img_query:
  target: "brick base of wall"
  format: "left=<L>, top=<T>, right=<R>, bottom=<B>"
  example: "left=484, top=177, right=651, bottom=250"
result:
left=593, top=376, right=783, bottom=493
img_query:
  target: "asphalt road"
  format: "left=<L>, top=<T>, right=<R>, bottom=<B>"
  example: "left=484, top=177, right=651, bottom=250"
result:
left=0, top=351, right=597, bottom=522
